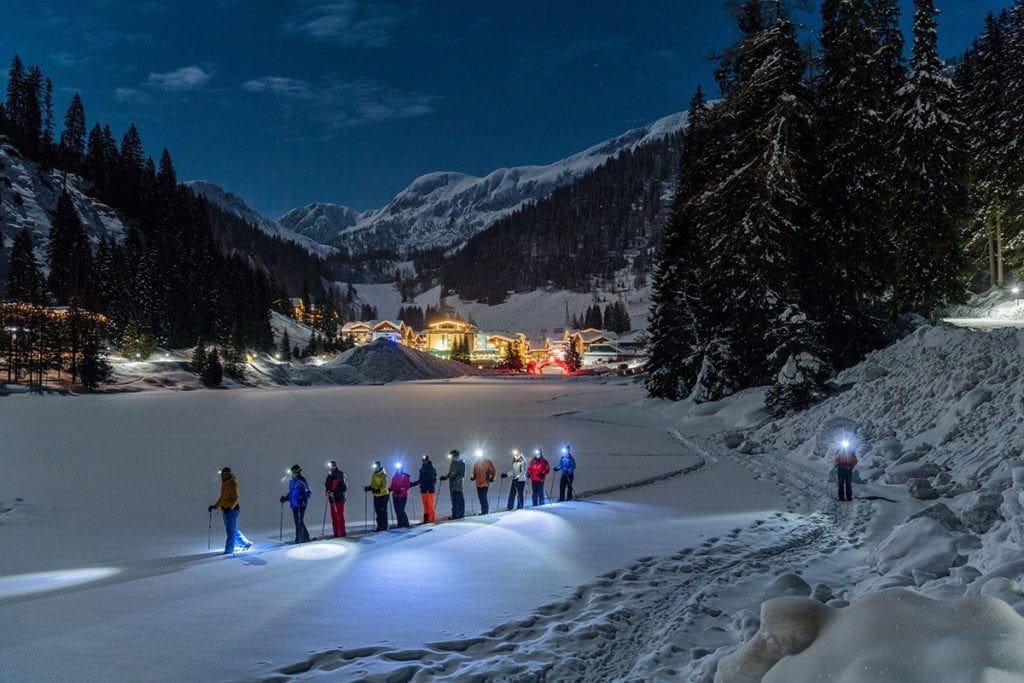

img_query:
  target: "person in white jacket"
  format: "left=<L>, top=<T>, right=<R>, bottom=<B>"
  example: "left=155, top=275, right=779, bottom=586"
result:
left=501, top=449, right=527, bottom=510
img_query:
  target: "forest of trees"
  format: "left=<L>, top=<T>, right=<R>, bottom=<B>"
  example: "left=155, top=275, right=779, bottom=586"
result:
left=0, top=55, right=293, bottom=385
left=646, top=0, right=1011, bottom=415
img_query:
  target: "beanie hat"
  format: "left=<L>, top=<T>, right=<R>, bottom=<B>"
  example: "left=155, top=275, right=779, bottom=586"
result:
left=421, top=454, right=430, bottom=461
left=220, top=467, right=232, bottom=476
left=449, top=449, right=460, bottom=458
left=373, top=460, right=383, bottom=469
left=290, top=464, right=302, bottom=473
left=328, top=460, right=338, bottom=468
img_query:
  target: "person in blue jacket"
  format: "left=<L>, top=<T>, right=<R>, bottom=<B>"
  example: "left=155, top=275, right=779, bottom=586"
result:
left=280, top=464, right=312, bottom=543
left=555, top=445, right=577, bottom=502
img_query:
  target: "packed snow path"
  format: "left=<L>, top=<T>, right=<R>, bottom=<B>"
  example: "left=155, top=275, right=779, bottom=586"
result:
left=0, top=378, right=878, bottom=681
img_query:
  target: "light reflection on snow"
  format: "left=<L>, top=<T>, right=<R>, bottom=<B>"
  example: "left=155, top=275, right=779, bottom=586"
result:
left=285, top=542, right=351, bottom=561
left=0, top=567, right=121, bottom=599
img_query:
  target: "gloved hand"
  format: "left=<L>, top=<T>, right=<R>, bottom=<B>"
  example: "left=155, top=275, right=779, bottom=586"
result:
left=279, top=495, right=288, bottom=503
left=554, top=467, right=560, bottom=472
left=363, top=486, right=372, bottom=492
left=470, top=476, right=476, bottom=481
left=440, top=475, right=448, bottom=481
left=487, top=476, right=494, bottom=483
left=208, top=505, right=216, bottom=512
left=500, top=473, right=508, bottom=479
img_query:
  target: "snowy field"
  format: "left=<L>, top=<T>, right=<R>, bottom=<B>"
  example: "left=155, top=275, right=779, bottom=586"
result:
left=3, top=327, right=1024, bottom=682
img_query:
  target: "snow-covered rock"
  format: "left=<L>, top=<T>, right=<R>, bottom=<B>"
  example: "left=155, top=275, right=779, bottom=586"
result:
left=962, top=488, right=1005, bottom=534
left=907, top=502, right=965, bottom=533
left=763, top=573, right=812, bottom=600
left=870, top=518, right=958, bottom=578
left=885, top=461, right=941, bottom=485
left=907, top=477, right=940, bottom=500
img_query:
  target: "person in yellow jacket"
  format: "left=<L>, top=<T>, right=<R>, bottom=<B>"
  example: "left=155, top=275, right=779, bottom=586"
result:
left=364, top=461, right=390, bottom=531
left=207, top=467, right=251, bottom=555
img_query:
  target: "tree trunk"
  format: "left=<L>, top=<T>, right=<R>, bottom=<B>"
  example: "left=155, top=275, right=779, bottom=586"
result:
left=988, top=220, right=997, bottom=288
left=996, top=212, right=1005, bottom=288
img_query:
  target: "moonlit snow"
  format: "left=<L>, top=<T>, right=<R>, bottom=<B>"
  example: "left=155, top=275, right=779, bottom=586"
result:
left=3, top=323, right=1024, bottom=680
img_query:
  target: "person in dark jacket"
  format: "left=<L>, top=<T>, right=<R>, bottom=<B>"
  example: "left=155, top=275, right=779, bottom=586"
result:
left=409, top=454, right=438, bottom=523
left=364, top=461, right=389, bottom=531
left=528, top=449, right=550, bottom=506
left=500, top=449, right=527, bottom=510
left=439, top=449, right=466, bottom=519
left=834, top=440, right=858, bottom=502
left=389, top=463, right=412, bottom=528
left=325, top=461, right=347, bottom=537
left=208, top=466, right=251, bottom=555
left=280, top=464, right=312, bottom=543
left=555, top=445, right=577, bottom=502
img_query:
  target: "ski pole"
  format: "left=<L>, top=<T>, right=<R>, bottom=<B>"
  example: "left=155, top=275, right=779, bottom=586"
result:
left=547, top=476, right=555, bottom=503
left=469, top=485, right=476, bottom=515
left=364, top=490, right=369, bottom=534
left=496, top=478, right=504, bottom=510
left=321, top=494, right=330, bottom=538
left=279, top=500, right=284, bottom=541
left=208, top=508, right=213, bottom=550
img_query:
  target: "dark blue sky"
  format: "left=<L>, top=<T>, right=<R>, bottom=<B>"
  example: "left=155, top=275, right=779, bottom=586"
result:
left=3, top=1, right=1012, bottom=217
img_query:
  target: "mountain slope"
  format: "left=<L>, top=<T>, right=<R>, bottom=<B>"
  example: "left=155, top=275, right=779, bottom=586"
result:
left=280, top=110, right=689, bottom=258
left=0, top=141, right=128, bottom=267
left=186, top=180, right=336, bottom=258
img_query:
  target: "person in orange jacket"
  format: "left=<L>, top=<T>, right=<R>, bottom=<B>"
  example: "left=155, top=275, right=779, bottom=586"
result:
left=834, top=440, right=858, bottom=502
left=208, top=467, right=251, bottom=555
left=528, top=449, right=550, bottom=506
left=470, top=449, right=497, bottom=515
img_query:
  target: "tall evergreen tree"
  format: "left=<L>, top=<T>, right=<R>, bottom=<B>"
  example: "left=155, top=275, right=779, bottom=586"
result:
left=6, top=229, right=47, bottom=304
left=689, top=0, right=819, bottom=402
left=58, top=93, right=87, bottom=172
left=890, top=0, right=968, bottom=316
left=646, top=86, right=710, bottom=399
left=46, top=188, right=93, bottom=305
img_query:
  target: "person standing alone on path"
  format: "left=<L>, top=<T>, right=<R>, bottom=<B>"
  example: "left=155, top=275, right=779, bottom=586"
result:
left=439, top=449, right=466, bottom=519
left=325, top=461, right=347, bottom=537
left=364, top=461, right=390, bottom=531
left=528, top=449, right=550, bottom=507
left=209, top=467, right=251, bottom=555
left=389, top=463, right=412, bottom=528
left=834, top=441, right=858, bottom=502
left=280, top=464, right=312, bottom=543
left=501, top=449, right=527, bottom=510
left=410, top=454, right=438, bottom=523
left=555, top=445, right=577, bottom=502
left=470, top=450, right=497, bottom=515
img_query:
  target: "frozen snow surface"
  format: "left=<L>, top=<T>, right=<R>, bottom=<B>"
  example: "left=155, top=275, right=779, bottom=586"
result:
left=4, top=322, right=1024, bottom=681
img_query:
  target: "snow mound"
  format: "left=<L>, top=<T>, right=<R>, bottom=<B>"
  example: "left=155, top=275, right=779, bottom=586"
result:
left=719, top=588, right=1024, bottom=682
left=335, top=338, right=474, bottom=383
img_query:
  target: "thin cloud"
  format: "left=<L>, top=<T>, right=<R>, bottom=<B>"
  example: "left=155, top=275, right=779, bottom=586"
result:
left=243, top=76, right=313, bottom=98
left=244, top=75, right=437, bottom=133
left=283, top=1, right=412, bottom=47
left=148, top=66, right=213, bottom=92
left=114, top=86, right=152, bottom=104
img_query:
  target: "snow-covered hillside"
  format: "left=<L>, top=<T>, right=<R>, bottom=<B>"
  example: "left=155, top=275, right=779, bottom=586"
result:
left=279, top=110, right=688, bottom=257
left=185, top=180, right=336, bottom=258
left=278, top=202, right=361, bottom=244
left=0, top=142, right=128, bottom=264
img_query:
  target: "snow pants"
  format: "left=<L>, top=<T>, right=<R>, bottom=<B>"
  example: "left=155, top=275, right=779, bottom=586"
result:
left=531, top=480, right=545, bottom=507
left=329, top=500, right=346, bottom=537
left=837, top=468, right=853, bottom=502
left=559, top=474, right=575, bottom=502
left=373, top=494, right=390, bottom=531
left=507, top=480, right=525, bottom=510
left=222, top=507, right=250, bottom=554
left=451, top=489, right=465, bottom=519
left=421, top=492, right=436, bottom=523
left=291, top=506, right=310, bottom=543
left=476, top=486, right=490, bottom=515
left=393, top=495, right=410, bottom=528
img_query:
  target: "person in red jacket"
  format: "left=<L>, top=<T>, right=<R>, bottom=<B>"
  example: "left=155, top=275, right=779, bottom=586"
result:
left=834, top=440, right=858, bottom=502
left=324, top=461, right=347, bottom=537
left=528, top=448, right=550, bottom=507
left=389, top=462, right=412, bottom=528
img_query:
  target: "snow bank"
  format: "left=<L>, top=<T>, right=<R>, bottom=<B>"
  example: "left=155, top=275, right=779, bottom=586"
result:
left=316, top=338, right=474, bottom=384
left=719, top=588, right=1024, bottom=683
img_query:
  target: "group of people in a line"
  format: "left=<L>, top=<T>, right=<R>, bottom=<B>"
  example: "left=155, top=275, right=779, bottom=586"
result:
left=207, top=447, right=578, bottom=554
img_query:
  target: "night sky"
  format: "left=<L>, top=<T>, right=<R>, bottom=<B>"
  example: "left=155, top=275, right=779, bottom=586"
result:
left=3, top=1, right=1013, bottom=217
